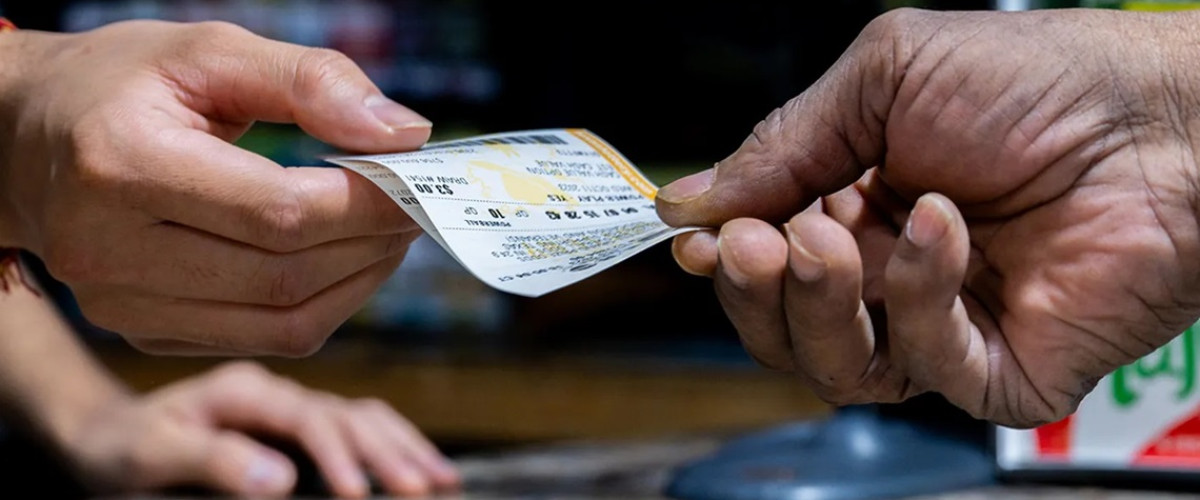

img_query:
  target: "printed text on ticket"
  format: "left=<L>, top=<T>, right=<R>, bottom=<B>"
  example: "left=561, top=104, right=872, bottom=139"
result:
left=326, top=129, right=701, bottom=297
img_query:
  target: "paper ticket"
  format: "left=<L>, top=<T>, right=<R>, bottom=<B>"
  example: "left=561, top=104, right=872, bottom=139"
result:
left=326, top=128, right=701, bottom=297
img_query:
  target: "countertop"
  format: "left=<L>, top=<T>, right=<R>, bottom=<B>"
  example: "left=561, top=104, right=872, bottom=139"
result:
left=79, top=343, right=1200, bottom=499
left=97, top=435, right=1200, bottom=500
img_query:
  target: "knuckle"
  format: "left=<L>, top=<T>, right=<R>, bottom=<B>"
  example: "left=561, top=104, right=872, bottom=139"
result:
left=294, top=48, right=359, bottom=98
left=67, top=112, right=105, bottom=161
left=751, top=104, right=788, bottom=151
left=96, top=18, right=164, bottom=33
left=68, top=112, right=128, bottom=193
left=270, top=311, right=331, bottom=358
left=66, top=101, right=167, bottom=206
left=353, top=397, right=392, bottom=415
left=214, top=360, right=271, bottom=383
left=252, top=193, right=308, bottom=252
left=164, top=21, right=250, bottom=62
left=858, top=8, right=925, bottom=82
left=862, top=8, right=916, bottom=45
left=316, top=393, right=343, bottom=409
left=187, top=20, right=252, bottom=43
left=41, top=238, right=100, bottom=284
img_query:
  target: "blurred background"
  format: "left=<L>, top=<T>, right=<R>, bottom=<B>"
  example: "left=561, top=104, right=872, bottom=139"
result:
left=0, top=0, right=1050, bottom=468
left=13, top=1, right=1200, bottom=499
left=3, top=0, right=992, bottom=454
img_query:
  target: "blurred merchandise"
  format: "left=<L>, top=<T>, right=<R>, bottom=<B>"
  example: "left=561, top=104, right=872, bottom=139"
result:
left=1081, top=0, right=1200, bottom=8
left=233, top=123, right=332, bottom=167
left=994, top=0, right=1200, bottom=8
left=997, top=320, right=1200, bottom=485
left=61, top=0, right=499, bottom=103
left=348, top=234, right=512, bottom=341
left=7, top=0, right=897, bottom=171
left=887, top=0, right=990, bottom=7
left=993, top=0, right=1073, bottom=7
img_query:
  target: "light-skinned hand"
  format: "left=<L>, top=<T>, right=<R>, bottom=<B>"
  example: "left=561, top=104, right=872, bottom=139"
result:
left=66, top=361, right=459, bottom=498
left=0, top=21, right=428, bottom=356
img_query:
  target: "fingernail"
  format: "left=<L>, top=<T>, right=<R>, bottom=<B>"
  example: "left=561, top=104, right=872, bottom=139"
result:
left=674, top=254, right=707, bottom=277
left=432, top=457, right=461, bottom=483
left=437, top=463, right=462, bottom=485
left=344, top=472, right=370, bottom=498
left=671, top=231, right=718, bottom=277
left=785, top=226, right=826, bottom=282
left=365, top=95, right=432, bottom=132
left=398, top=467, right=430, bottom=495
left=905, top=195, right=950, bottom=249
left=246, top=456, right=293, bottom=494
left=713, top=231, right=755, bottom=288
left=657, top=167, right=715, bottom=204
left=713, top=232, right=739, bottom=282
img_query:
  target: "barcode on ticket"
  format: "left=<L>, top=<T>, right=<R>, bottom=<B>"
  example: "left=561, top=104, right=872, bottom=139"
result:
left=423, top=133, right=568, bottom=150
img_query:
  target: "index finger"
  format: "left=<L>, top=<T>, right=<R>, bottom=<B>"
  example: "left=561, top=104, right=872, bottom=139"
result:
left=196, top=363, right=370, bottom=497
left=134, top=128, right=415, bottom=252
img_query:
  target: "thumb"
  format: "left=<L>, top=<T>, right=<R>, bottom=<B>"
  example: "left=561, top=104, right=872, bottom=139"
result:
left=173, top=22, right=431, bottom=153
left=655, top=9, right=921, bottom=228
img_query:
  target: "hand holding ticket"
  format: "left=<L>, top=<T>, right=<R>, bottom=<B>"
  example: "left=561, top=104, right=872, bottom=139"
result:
left=327, top=129, right=699, bottom=297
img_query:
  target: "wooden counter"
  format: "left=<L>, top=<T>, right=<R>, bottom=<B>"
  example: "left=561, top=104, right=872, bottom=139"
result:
left=92, top=435, right=1199, bottom=499
left=78, top=341, right=1200, bottom=499
left=91, top=340, right=831, bottom=445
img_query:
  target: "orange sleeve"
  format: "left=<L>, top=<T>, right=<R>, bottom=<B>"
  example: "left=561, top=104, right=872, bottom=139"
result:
left=0, top=18, right=27, bottom=291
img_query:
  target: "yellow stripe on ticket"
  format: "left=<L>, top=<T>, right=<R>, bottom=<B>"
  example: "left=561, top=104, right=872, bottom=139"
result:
left=566, top=129, right=658, bottom=200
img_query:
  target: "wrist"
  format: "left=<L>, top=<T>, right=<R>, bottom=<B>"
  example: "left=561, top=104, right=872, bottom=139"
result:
left=0, top=265, right=132, bottom=451
left=40, top=377, right=133, bottom=455
left=0, top=29, right=60, bottom=248
left=1147, top=10, right=1200, bottom=216
left=0, top=29, right=31, bottom=247
left=44, top=387, right=135, bottom=463
left=1170, top=10, right=1200, bottom=136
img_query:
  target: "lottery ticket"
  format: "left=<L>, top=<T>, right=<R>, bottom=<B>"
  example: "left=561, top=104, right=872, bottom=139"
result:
left=326, top=128, right=701, bottom=297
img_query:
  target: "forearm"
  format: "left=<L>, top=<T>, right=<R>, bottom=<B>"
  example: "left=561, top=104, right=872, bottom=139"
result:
left=0, top=257, right=130, bottom=450
left=1082, top=8, right=1200, bottom=219
left=1158, top=9, right=1200, bottom=136
left=1173, top=11, right=1200, bottom=164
